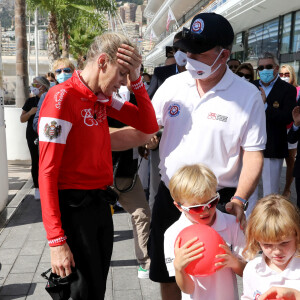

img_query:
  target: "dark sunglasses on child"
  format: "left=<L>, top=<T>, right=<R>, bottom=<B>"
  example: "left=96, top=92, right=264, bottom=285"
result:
left=257, top=64, right=274, bottom=71
left=177, top=193, right=220, bottom=214
left=55, top=67, right=72, bottom=74
left=237, top=72, right=252, bottom=80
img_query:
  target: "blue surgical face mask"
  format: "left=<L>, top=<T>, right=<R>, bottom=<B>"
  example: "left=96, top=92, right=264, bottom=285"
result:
left=259, top=69, right=274, bottom=83
left=57, top=72, right=72, bottom=83
left=50, top=81, right=56, bottom=87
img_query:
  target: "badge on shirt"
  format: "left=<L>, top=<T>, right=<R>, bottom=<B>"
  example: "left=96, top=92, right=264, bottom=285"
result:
left=273, top=101, right=279, bottom=108
left=168, top=103, right=181, bottom=117
left=44, top=121, right=62, bottom=140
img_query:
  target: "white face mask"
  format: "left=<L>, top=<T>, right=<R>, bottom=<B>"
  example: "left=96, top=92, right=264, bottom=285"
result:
left=281, top=77, right=290, bottom=83
left=186, top=49, right=224, bottom=79
left=174, top=50, right=187, bottom=67
left=30, top=86, right=40, bottom=96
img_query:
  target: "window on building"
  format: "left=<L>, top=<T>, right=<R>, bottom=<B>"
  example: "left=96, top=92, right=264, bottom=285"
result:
left=247, top=18, right=279, bottom=60
left=281, top=13, right=292, bottom=54
left=293, top=11, right=300, bottom=53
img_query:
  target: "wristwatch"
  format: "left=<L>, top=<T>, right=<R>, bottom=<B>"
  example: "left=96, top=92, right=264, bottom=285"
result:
left=231, top=196, right=249, bottom=211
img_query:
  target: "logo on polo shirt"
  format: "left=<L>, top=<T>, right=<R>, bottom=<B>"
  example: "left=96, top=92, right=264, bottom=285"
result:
left=44, top=120, right=62, bottom=140
left=253, top=291, right=261, bottom=300
left=168, top=103, right=181, bottom=117
left=191, top=18, right=204, bottom=33
left=208, top=112, right=228, bottom=122
left=165, top=257, right=174, bottom=264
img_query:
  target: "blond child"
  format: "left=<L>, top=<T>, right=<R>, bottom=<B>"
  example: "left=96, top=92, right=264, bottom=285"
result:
left=241, top=195, right=300, bottom=299
left=164, top=164, right=246, bottom=300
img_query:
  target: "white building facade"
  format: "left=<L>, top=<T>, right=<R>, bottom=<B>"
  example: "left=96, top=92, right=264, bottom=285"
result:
left=144, top=0, right=300, bottom=82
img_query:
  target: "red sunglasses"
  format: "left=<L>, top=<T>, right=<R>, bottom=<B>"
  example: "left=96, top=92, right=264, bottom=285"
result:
left=177, top=193, right=220, bottom=214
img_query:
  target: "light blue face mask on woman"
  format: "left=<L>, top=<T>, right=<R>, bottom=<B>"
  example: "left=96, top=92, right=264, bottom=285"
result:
left=57, top=72, right=72, bottom=83
left=259, top=69, right=274, bottom=83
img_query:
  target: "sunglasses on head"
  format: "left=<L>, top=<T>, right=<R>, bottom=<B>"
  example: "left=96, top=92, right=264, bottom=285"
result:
left=279, top=72, right=290, bottom=78
left=55, top=67, right=72, bottom=74
left=177, top=193, right=220, bottom=214
left=237, top=72, right=252, bottom=80
left=257, top=64, right=274, bottom=71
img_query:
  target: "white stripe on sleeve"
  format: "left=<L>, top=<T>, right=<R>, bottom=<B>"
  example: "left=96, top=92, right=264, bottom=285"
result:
left=111, top=95, right=126, bottom=111
left=39, top=117, right=72, bottom=144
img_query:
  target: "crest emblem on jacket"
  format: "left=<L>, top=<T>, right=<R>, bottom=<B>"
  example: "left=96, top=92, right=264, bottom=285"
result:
left=44, top=121, right=62, bottom=139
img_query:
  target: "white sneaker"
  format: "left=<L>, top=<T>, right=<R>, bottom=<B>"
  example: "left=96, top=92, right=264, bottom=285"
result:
left=137, top=265, right=149, bottom=279
left=34, top=188, right=40, bottom=200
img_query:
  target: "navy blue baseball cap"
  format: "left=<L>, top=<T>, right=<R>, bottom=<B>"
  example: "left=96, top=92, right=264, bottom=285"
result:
left=174, top=13, right=234, bottom=54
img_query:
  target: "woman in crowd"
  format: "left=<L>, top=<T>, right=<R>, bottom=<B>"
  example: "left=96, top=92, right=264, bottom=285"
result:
left=280, top=64, right=300, bottom=198
left=236, top=63, right=255, bottom=82
left=20, top=77, right=50, bottom=199
left=46, top=72, right=58, bottom=87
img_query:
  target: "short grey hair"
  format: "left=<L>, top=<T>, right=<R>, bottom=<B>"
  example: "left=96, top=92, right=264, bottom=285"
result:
left=87, top=32, right=135, bottom=63
left=34, top=76, right=50, bottom=91
left=258, top=52, right=279, bottom=66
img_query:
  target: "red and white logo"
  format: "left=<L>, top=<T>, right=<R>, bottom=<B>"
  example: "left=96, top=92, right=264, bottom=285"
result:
left=54, top=89, right=67, bottom=110
left=207, top=112, right=228, bottom=122
left=192, top=18, right=204, bottom=33
left=168, top=103, right=181, bottom=117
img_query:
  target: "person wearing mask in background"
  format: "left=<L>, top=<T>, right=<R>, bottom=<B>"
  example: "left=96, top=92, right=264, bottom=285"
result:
left=20, top=77, right=50, bottom=199
left=236, top=63, right=255, bottom=82
left=46, top=72, right=58, bottom=87
left=279, top=64, right=300, bottom=199
left=33, top=58, right=75, bottom=133
left=227, top=58, right=241, bottom=73
left=252, top=53, right=296, bottom=201
left=142, top=72, right=152, bottom=90
left=142, top=31, right=187, bottom=212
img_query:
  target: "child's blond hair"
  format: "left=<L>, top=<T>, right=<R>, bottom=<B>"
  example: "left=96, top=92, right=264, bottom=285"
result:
left=169, top=164, right=217, bottom=203
left=243, top=194, right=300, bottom=260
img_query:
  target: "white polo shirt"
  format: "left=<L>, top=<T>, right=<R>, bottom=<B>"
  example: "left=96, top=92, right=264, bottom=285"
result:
left=241, top=254, right=300, bottom=299
left=152, top=68, right=266, bottom=188
left=164, top=210, right=245, bottom=300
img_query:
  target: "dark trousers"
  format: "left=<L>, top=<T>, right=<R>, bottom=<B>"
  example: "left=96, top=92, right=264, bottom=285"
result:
left=59, top=190, right=114, bottom=300
left=216, top=187, right=237, bottom=212
left=27, top=136, right=39, bottom=188
left=295, top=177, right=300, bottom=208
left=148, top=181, right=180, bottom=283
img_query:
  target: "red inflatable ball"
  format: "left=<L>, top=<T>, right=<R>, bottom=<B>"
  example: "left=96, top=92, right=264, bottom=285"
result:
left=175, top=223, right=226, bottom=276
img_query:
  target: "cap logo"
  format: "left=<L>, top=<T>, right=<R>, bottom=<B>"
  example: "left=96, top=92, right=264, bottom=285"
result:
left=191, top=18, right=204, bottom=33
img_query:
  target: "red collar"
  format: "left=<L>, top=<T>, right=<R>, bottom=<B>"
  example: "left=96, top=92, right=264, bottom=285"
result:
left=70, top=70, right=112, bottom=106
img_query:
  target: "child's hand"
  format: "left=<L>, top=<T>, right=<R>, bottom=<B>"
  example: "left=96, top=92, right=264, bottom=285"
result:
left=214, top=243, right=240, bottom=271
left=173, top=237, right=204, bottom=272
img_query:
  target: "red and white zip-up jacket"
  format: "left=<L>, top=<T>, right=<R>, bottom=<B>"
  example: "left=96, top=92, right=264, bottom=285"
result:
left=38, top=71, right=158, bottom=247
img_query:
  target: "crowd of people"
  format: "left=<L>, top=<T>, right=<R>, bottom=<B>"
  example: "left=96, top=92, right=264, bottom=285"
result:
left=19, top=11, right=300, bottom=300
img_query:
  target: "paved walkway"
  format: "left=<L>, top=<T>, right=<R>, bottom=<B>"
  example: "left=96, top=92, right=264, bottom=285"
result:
left=0, top=161, right=297, bottom=299
left=0, top=162, right=160, bottom=299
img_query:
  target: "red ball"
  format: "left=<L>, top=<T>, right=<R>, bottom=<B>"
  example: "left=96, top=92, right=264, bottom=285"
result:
left=175, top=223, right=226, bottom=276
